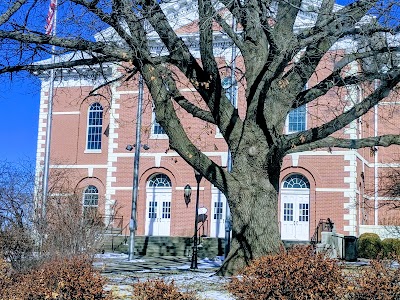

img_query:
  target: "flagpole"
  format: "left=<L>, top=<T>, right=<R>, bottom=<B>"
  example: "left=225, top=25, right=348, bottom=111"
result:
left=42, top=0, right=58, bottom=222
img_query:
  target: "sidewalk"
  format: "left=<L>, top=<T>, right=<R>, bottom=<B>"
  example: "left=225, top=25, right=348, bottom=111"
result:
left=94, top=253, right=234, bottom=300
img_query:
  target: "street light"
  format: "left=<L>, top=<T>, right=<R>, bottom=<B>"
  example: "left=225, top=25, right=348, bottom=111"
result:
left=127, top=75, right=146, bottom=261
left=126, top=142, right=150, bottom=261
left=184, top=184, right=192, bottom=207
left=190, top=170, right=203, bottom=269
left=126, top=144, right=150, bottom=151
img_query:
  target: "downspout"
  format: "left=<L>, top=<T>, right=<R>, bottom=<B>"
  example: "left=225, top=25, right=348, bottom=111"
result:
left=374, top=80, right=379, bottom=226
left=358, top=86, right=363, bottom=235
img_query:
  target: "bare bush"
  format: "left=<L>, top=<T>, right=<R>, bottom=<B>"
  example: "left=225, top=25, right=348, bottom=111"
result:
left=347, top=259, right=400, bottom=300
left=132, top=279, right=198, bottom=300
left=228, top=245, right=346, bottom=300
left=0, top=255, right=112, bottom=300
left=42, top=192, right=106, bottom=257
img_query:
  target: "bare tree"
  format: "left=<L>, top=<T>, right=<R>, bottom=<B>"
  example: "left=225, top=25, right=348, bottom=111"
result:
left=1, top=0, right=400, bottom=274
left=39, top=168, right=120, bottom=258
left=0, top=161, right=35, bottom=270
left=0, top=161, right=117, bottom=268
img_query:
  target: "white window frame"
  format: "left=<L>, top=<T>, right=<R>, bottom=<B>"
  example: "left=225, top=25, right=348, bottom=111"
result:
left=216, top=77, right=238, bottom=138
left=285, top=104, right=307, bottom=134
left=85, top=102, right=103, bottom=153
left=150, top=108, right=168, bottom=139
left=83, top=185, right=99, bottom=216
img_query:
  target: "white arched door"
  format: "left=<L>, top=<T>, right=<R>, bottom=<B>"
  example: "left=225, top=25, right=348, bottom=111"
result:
left=145, top=174, right=172, bottom=236
left=281, top=174, right=310, bottom=241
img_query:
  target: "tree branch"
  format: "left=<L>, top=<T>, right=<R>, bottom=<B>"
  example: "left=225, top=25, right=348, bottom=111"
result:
left=0, top=0, right=27, bottom=26
left=284, top=68, right=400, bottom=151
left=0, top=30, right=130, bottom=61
left=0, top=56, right=116, bottom=75
left=212, top=7, right=244, bottom=52
left=287, top=135, right=400, bottom=154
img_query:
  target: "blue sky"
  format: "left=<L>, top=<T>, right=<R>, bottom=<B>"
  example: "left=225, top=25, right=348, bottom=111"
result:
left=0, top=74, right=40, bottom=163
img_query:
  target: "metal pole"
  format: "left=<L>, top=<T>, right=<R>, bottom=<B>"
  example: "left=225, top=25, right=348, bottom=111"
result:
left=41, top=0, right=58, bottom=244
left=191, top=171, right=202, bottom=269
left=128, top=75, right=144, bottom=261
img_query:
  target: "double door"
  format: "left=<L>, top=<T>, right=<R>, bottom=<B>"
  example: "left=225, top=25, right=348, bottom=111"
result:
left=280, top=190, right=310, bottom=241
left=145, top=188, right=171, bottom=236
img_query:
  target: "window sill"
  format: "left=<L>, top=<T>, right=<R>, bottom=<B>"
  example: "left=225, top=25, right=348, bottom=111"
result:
left=150, top=134, right=168, bottom=139
left=84, top=149, right=102, bottom=154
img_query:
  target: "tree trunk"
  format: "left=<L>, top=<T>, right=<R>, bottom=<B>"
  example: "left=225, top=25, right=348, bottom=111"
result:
left=218, top=165, right=283, bottom=276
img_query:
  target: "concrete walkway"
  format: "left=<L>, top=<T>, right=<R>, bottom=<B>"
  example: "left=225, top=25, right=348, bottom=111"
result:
left=94, top=253, right=233, bottom=300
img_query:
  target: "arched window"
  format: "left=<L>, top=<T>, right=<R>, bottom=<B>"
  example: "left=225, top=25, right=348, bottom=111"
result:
left=83, top=185, right=99, bottom=206
left=83, top=185, right=99, bottom=218
left=148, top=174, right=172, bottom=187
left=86, top=103, right=103, bottom=150
left=283, top=174, right=310, bottom=189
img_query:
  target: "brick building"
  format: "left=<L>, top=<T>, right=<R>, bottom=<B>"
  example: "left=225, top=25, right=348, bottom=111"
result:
left=35, top=1, right=400, bottom=243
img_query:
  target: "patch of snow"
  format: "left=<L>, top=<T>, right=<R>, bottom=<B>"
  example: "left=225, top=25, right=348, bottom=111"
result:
left=95, top=253, right=129, bottom=259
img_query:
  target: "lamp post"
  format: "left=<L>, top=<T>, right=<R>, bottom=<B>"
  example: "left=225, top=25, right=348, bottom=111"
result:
left=190, top=170, right=203, bottom=269
left=127, top=75, right=144, bottom=261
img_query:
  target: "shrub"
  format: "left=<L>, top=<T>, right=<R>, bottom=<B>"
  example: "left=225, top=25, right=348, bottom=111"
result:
left=381, top=238, right=400, bottom=258
left=0, top=258, right=12, bottom=293
left=227, top=245, right=346, bottom=300
left=0, top=226, right=35, bottom=271
left=132, top=279, right=198, bottom=300
left=0, top=255, right=112, bottom=300
left=347, top=259, right=400, bottom=299
left=357, top=233, right=382, bottom=259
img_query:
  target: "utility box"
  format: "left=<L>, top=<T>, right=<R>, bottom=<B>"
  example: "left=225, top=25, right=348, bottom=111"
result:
left=344, top=236, right=358, bottom=262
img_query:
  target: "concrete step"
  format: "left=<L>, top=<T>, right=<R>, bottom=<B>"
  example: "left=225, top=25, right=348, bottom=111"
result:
left=282, top=240, right=312, bottom=249
left=100, top=236, right=224, bottom=258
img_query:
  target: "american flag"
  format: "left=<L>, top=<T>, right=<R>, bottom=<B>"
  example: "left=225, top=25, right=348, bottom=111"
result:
left=45, top=0, right=57, bottom=35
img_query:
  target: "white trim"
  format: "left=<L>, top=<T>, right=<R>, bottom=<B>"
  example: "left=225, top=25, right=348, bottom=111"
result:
left=376, top=197, right=400, bottom=201
left=379, top=102, right=400, bottom=105
left=84, top=149, right=102, bottom=154
left=175, top=186, right=205, bottom=191
left=52, top=111, right=80, bottom=115
left=117, top=90, right=139, bottom=94
left=105, top=78, right=121, bottom=215
left=49, top=193, right=74, bottom=197
left=86, top=102, right=103, bottom=151
left=155, top=154, right=162, bottom=167
left=360, top=225, right=400, bottom=239
left=50, top=164, right=107, bottom=168
left=281, top=188, right=310, bottom=195
left=178, top=88, right=197, bottom=92
left=285, top=104, right=308, bottom=134
left=215, top=126, right=223, bottom=139
left=114, top=151, right=230, bottom=157
left=150, top=133, right=168, bottom=139
left=291, top=153, right=299, bottom=166
left=376, top=163, right=400, bottom=168
left=290, top=150, right=353, bottom=156
left=315, top=188, right=354, bottom=192
left=112, top=187, right=141, bottom=191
